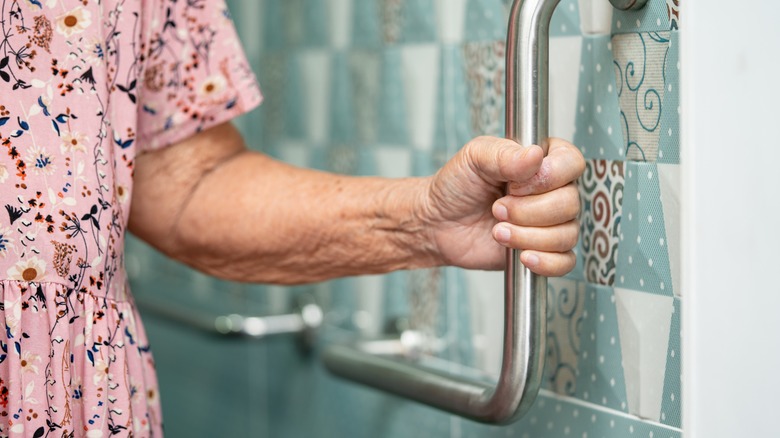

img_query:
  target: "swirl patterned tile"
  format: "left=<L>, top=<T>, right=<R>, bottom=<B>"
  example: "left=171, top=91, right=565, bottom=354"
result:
left=545, top=278, right=586, bottom=397
left=613, top=31, right=671, bottom=162
left=382, top=0, right=404, bottom=44
left=579, top=159, right=624, bottom=286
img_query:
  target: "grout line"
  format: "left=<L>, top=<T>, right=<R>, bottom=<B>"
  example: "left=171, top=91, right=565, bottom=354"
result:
left=537, top=389, right=683, bottom=433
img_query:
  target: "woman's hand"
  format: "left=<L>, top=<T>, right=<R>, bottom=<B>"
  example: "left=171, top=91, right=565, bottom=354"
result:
left=422, top=136, right=585, bottom=277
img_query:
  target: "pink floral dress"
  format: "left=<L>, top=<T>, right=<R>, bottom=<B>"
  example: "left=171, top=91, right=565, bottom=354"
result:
left=0, top=0, right=261, bottom=436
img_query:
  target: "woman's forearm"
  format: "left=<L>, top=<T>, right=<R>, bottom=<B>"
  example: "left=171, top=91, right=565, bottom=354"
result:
left=129, top=123, right=441, bottom=284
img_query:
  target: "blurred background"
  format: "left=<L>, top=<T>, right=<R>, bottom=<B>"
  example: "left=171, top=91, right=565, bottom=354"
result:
left=125, top=0, right=682, bottom=436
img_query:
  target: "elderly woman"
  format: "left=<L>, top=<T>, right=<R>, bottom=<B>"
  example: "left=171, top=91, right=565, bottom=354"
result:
left=0, top=0, right=583, bottom=436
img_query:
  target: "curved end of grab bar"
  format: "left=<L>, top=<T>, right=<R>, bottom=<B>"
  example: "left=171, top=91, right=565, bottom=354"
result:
left=322, top=0, right=560, bottom=425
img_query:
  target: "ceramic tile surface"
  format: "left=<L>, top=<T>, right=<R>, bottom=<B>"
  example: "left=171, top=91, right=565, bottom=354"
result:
left=125, top=0, right=683, bottom=437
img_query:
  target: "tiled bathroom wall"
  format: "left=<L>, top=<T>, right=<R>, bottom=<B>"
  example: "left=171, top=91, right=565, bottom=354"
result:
left=125, top=0, right=683, bottom=436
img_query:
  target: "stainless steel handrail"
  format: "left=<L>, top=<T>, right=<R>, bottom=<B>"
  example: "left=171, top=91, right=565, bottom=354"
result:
left=135, top=295, right=323, bottom=340
left=322, top=0, right=561, bottom=424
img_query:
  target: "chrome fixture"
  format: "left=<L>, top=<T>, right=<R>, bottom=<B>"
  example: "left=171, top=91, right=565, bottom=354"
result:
left=322, top=0, right=561, bottom=424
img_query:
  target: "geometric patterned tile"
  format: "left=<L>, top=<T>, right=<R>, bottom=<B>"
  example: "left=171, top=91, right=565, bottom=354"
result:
left=660, top=298, right=681, bottom=427
left=612, top=0, right=672, bottom=34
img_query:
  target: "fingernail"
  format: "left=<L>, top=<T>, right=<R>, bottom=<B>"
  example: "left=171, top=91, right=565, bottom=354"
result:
left=494, top=204, right=508, bottom=221
left=495, top=226, right=511, bottom=243
left=523, top=252, right=540, bottom=267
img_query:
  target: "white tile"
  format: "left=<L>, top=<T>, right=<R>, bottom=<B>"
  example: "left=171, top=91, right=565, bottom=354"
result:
left=578, top=0, right=614, bottom=35
left=400, top=44, right=441, bottom=151
left=435, top=0, right=468, bottom=43
left=549, top=36, right=583, bottom=141
left=375, top=147, right=413, bottom=177
left=464, top=269, right=504, bottom=376
left=299, top=51, right=332, bottom=144
left=658, top=163, right=681, bottom=297
left=329, top=0, right=353, bottom=49
left=276, top=140, right=311, bottom=167
left=614, top=288, right=674, bottom=421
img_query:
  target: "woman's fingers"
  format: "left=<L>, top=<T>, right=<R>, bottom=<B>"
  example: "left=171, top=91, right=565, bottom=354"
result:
left=492, top=219, right=580, bottom=253
left=520, top=250, right=577, bottom=277
left=493, top=182, right=580, bottom=227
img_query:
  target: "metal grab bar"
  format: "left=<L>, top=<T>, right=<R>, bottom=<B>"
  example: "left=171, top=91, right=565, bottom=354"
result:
left=322, top=0, right=561, bottom=424
left=135, top=295, right=323, bottom=342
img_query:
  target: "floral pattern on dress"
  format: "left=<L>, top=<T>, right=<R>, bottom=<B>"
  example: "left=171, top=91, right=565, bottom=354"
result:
left=0, top=0, right=261, bottom=436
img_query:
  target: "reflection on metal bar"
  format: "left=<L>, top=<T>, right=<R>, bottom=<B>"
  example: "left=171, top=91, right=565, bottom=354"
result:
left=135, top=295, right=323, bottom=340
left=322, top=0, right=561, bottom=424
left=609, top=0, right=649, bottom=10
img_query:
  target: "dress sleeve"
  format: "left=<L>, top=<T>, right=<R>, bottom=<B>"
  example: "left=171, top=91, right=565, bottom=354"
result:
left=136, top=0, right=263, bottom=153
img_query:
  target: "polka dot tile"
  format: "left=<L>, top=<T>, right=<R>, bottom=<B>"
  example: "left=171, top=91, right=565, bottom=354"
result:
left=573, top=35, right=624, bottom=161
left=657, top=30, right=680, bottom=164
left=574, top=284, right=629, bottom=412
left=550, top=0, right=581, bottom=37
left=660, top=298, right=681, bottom=428
left=615, top=161, right=675, bottom=296
left=464, top=0, right=508, bottom=42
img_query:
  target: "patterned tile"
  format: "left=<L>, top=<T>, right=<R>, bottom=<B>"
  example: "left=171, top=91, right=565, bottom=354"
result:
left=462, top=40, right=506, bottom=137
left=545, top=278, right=586, bottom=396
left=550, top=0, right=582, bottom=37
left=464, top=0, right=507, bottom=42
left=612, top=31, right=670, bottom=162
left=579, top=159, right=624, bottom=286
left=400, top=0, right=438, bottom=43
left=432, top=45, right=472, bottom=168
left=660, top=298, right=681, bottom=428
left=352, top=0, right=383, bottom=48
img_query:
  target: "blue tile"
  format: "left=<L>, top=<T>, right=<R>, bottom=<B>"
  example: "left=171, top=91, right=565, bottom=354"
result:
left=352, top=0, right=383, bottom=48
left=377, top=48, right=409, bottom=145
left=574, top=284, right=629, bottom=412
left=658, top=30, right=680, bottom=164
left=284, top=56, right=306, bottom=139
left=329, top=52, right=356, bottom=145
left=401, top=0, right=438, bottom=43
left=550, top=0, right=581, bottom=37
left=464, top=0, right=508, bottom=42
left=303, top=0, right=330, bottom=47
left=433, top=45, right=473, bottom=168
left=574, top=35, right=625, bottom=160
left=615, top=162, right=675, bottom=296
left=660, top=298, right=681, bottom=427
